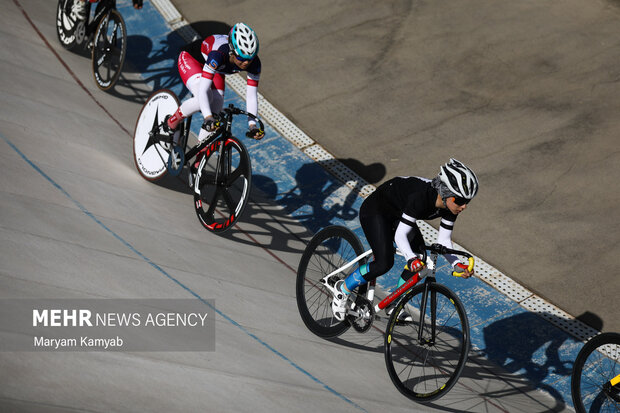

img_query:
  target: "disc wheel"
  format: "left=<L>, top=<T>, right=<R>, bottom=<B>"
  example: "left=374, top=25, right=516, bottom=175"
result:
left=133, top=89, right=179, bottom=181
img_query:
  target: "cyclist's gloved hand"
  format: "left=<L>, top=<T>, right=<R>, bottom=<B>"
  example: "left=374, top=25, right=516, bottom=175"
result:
left=247, top=125, right=265, bottom=140
left=132, top=0, right=143, bottom=9
left=202, top=116, right=218, bottom=132
left=453, top=262, right=474, bottom=278
left=406, top=258, right=425, bottom=274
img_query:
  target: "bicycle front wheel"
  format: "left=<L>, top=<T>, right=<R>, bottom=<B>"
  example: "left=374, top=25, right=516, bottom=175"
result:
left=92, top=9, right=127, bottom=91
left=193, top=136, right=251, bottom=233
left=385, top=282, right=470, bottom=402
left=571, top=332, right=620, bottom=413
left=133, top=89, right=179, bottom=181
left=296, top=226, right=365, bottom=338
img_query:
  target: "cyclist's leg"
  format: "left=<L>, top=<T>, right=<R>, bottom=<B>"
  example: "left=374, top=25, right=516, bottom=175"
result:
left=166, top=52, right=202, bottom=131
left=345, top=195, right=395, bottom=289
left=356, top=213, right=395, bottom=281
left=331, top=211, right=394, bottom=320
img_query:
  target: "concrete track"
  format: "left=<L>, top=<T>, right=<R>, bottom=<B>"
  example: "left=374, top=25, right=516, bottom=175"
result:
left=1, top=0, right=610, bottom=411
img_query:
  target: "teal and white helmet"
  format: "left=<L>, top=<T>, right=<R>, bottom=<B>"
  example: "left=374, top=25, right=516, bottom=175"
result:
left=228, top=23, right=259, bottom=61
left=439, top=158, right=479, bottom=200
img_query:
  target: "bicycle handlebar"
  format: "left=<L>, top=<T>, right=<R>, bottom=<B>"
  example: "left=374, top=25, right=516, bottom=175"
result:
left=427, top=243, right=475, bottom=277
left=220, top=104, right=265, bottom=135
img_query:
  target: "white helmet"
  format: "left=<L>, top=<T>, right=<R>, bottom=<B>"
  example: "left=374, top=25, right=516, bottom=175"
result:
left=229, top=23, right=259, bottom=61
left=439, top=158, right=479, bottom=200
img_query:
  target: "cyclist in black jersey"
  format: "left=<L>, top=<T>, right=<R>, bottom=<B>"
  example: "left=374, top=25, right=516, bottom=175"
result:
left=331, top=158, right=480, bottom=321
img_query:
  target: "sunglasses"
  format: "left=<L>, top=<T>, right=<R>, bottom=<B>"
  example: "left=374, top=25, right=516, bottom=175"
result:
left=453, top=197, right=470, bottom=206
left=232, top=53, right=253, bottom=63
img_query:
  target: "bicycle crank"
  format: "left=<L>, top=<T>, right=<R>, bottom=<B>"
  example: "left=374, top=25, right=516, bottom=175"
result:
left=347, top=295, right=375, bottom=333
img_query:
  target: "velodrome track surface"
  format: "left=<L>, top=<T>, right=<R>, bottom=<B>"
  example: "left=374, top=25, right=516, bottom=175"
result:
left=169, top=0, right=620, bottom=335
left=0, top=0, right=613, bottom=411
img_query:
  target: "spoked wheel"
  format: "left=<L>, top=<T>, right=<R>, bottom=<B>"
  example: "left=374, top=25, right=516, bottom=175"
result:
left=92, top=9, right=127, bottom=91
left=56, top=0, right=83, bottom=50
left=133, top=89, right=179, bottom=181
left=193, top=137, right=251, bottom=233
left=571, top=332, right=620, bottom=413
left=296, top=226, right=367, bottom=338
left=385, top=282, right=470, bottom=402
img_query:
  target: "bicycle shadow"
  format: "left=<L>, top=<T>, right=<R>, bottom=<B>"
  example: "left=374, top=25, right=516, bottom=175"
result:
left=423, top=348, right=569, bottom=412
left=321, top=309, right=592, bottom=411
left=110, top=33, right=183, bottom=103
left=320, top=316, right=570, bottom=411
left=451, top=310, right=592, bottom=410
left=221, top=158, right=386, bottom=250
left=273, top=159, right=384, bottom=234
left=218, top=175, right=314, bottom=256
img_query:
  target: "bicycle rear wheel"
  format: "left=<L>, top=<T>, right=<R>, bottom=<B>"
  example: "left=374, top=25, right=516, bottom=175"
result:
left=56, top=0, right=82, bottom=50
left=133, top=89, right=179, bottom=181
left=296, top=226, right=366, bottom=338
left=571, top=332, right=620, bottom=413
left=193, top=136, right=251, bottom=233
left=385, top=282, right=470, bottom=402
left=92, top=9, right=127, bottom=91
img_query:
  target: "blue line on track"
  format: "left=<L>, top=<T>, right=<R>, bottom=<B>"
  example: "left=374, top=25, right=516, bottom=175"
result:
left=0, top=132, right=368, bottom=413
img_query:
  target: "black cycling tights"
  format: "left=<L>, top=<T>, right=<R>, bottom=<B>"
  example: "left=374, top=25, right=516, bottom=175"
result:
left=359, top=208, right=424, bottom=283
left=359, top=212, right=395, bottom=282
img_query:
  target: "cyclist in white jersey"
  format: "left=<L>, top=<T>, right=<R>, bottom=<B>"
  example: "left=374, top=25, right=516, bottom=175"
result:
left=331, top=159, right=479, bottom=321
left=165, top=23, right=264, bottom=142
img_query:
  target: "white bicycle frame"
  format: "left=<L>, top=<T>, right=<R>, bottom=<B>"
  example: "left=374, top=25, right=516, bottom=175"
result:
left=320, top=247, right=438, bottom=314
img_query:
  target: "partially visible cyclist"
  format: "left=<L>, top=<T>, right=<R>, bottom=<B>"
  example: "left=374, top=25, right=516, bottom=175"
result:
left=165, top=22, right=264, bottom=145
left=329, top=158, right=479, bottom=321
left=71, top=0, right=143, bottom=21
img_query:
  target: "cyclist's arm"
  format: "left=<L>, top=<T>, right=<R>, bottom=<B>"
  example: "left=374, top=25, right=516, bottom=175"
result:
left=246, top=74, right=260, bottom=129
left=436, top=218, right=460, bottom=266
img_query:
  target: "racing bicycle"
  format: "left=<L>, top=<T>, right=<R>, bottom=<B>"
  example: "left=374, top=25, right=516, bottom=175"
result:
left=296, top=225, right=474, bottom=403
left=571, top=331, right=620, bottom=413
left=133, top=89, right=264, bottom=233
left=56, top=0, right=127, bottom=90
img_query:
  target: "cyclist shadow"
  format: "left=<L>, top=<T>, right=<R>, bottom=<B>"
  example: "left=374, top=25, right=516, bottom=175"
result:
left=275, top=159, right=385, bottom=234
left=444, top=310, right=593, bottom=411
left=218, top=175, right=315, bottom=255
left=110, top=33, right=184, bottom=103
left=221, top=158, right=386, bottom=253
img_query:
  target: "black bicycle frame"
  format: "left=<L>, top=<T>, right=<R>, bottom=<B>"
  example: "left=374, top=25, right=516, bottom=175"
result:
left=80, top=0, right=117, bottom=35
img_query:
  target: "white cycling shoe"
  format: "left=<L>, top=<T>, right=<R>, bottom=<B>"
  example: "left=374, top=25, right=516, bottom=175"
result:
left=329, top=280, right=349, bottom=322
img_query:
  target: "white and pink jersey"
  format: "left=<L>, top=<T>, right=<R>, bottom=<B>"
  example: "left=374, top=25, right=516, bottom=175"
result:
left=200, top=35, right=261, bottom=86
left=175, top=34, right=261, bottom=129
